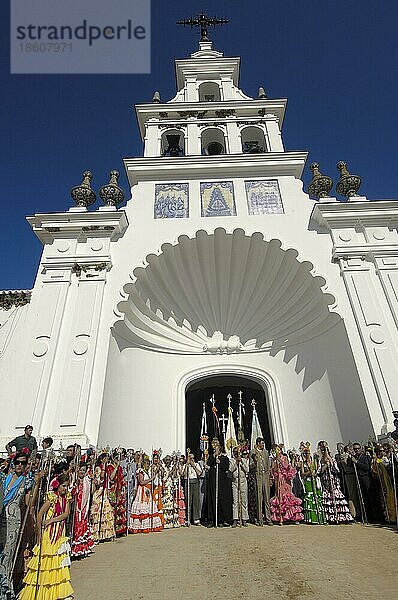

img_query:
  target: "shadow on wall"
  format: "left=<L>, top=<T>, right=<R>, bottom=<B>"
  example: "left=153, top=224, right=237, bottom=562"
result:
left=271, top=319, right=373, bottom=443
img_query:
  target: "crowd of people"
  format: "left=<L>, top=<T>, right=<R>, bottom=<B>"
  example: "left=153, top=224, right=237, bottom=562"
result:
left=1, top=419, right=398, bottom=600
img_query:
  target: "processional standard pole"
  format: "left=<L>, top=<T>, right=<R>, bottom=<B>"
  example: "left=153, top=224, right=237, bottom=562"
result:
left=210, top=394, right=220, bottom=438
left=98, top=455, right=108, bottom=542
left=186, top=448, right=191, bottom=527
left=12, top=449, right=39, bottom=577
left=237, top=447, right=243, bottom=527
left=69, top=444, right=81, bottom=546
left=391, top=445, right=398, bottom=530
left=200, top=402, right=209, bottom=526
left=215, top=459, right=219, bottom=528
left=150, top=447, right=154, bottom=532
left=237, top=390, right=245, bottom=445
left=34, top=449, right=56, bottom=600
left=352, top=456, right=368, bottom=525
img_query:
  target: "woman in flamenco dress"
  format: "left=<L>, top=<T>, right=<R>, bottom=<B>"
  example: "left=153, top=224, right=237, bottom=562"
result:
left=90, top=454, right=115, bottom=543
left=270, top=445, right=303, bottom=524
left=19, top=474, right=74, bottom=600
left=300, top=443, right=325, bottom=524
left=162, top=456, right=180, bottom=529
left=317, top=441, right=354, bottom=524
left=107, top=451, right=127, bottom=536
left=129, top=455, right=163, bottom=534
left=71, top=462, right=94, bottom=558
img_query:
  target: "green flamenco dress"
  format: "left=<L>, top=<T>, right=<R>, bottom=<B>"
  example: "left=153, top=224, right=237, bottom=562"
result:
left=302, top=476, right=325, bottom=524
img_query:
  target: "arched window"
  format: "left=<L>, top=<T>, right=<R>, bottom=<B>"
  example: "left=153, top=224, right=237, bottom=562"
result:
left=201, top=127, right=226, bottom=155
left=241, top=126, right=267, bottom=154
left=198, top=81, right=221, bottom=102
left=160, top=129, right=185, bottom=157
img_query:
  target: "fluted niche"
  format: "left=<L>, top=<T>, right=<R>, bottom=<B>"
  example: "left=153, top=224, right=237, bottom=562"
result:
left=113, top=228, right=341, bottom=354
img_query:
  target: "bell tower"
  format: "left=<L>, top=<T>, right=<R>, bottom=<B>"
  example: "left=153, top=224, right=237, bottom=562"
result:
left=138, top=36, right=285, bottom=161
left=126, top=15, right=305, bottom=222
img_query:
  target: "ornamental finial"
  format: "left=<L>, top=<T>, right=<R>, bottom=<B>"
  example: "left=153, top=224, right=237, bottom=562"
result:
left=307, top=162, right=333, bottom=199
left=336, top=161, right=362, bottom=198
left=177, top=12, right=229, bottom=42
left=70, top=170, right=96, bottom=208
left=99, top=170, right=125, bottom=208
left=257, top=86, right=267, bottom=99
left=152, top=91, right=161, bottom=103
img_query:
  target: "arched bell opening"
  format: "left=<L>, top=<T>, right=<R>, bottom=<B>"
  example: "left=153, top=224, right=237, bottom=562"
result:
left=241, top=126, right=267, bottom=154
left=198, top=81, right=221, bottom=102
left=201, top=127, right=226, bottom=155
left=160, top=129, right=185, bottom=157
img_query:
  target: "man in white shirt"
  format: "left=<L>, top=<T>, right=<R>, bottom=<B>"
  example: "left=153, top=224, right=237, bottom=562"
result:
left=229, top=446, right=249, bottom=526
left=181, top=453, right=203, bottom=525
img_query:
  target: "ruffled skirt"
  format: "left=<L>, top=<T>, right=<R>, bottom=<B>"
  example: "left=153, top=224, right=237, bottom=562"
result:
left=71, top=516, right=94, bottom=558
left=322, top=489, right=354, bottom=524
left=302, top=478, right=325, bottom=524
left=90, top=490, right=115, bottom=542
left=271, top=491, right=303, bottom=523
left=19, top=535, right=73, bottom=600
left=129, top=485, right=163, bottom=534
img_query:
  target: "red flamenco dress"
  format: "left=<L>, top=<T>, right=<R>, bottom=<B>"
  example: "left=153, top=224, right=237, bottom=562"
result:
left=71, top=476, right=94, bottom=559
left=111, top=465, right=128, bottom=536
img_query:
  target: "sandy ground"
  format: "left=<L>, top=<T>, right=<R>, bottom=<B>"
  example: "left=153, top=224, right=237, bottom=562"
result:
left=71, top=524, right=398, bottom=600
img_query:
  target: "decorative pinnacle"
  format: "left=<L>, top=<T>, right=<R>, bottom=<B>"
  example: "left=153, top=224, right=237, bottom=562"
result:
left=70, top=170, right=96, bottom=208
left=257, top=86, right=267, bottom=99
left=99, top=170, right=125, bottom=208
left=177, top=12, right=229, bottom=42
left=307, top=162, right=333, bottom=199
left=152, top=91, right=161, bottom=103
left=336, top=161, right=361, bottom=198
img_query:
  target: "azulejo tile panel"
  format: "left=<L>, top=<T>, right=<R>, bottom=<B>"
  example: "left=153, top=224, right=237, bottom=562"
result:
left=200, top=181, right=236, bottom=217
left=154, top=183, right=189, bottom=219
left=245, top=179, right=284, bottom=215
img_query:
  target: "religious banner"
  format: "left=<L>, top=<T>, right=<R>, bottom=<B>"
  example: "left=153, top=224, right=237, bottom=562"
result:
left=154, top=183, right=189, bottom=219
left=225, top=394, right=237, bottom=455
left=250, top=399, right=264, bottom=450
left=200, top=181, right=236, bottom=217
left=245, top=179, right=284, bottom=215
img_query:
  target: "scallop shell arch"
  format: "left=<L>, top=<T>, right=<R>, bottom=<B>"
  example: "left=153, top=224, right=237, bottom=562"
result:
left=113, top=228, right=341, bottom=354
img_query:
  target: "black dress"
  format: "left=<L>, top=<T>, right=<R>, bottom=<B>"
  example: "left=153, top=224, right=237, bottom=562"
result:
left=202, top=454, right=232, bottom=525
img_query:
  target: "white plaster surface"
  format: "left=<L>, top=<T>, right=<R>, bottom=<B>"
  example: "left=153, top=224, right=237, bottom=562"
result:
left=1, top=41, right=397, bottom=451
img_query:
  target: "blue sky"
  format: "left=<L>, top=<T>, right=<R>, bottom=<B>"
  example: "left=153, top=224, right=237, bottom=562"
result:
left=1, top=0, right=397, bottom=290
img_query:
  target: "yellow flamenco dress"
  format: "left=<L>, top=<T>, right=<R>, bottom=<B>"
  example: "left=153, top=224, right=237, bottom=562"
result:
left=19, top=491, right=74, bottom=600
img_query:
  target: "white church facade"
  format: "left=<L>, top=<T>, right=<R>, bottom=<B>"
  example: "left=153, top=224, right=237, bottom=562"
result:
left=1, top=35, right=398, bottom=454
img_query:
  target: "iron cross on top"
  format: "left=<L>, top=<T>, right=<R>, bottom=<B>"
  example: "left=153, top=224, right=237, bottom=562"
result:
left=177, top=12, right=229, bottom=42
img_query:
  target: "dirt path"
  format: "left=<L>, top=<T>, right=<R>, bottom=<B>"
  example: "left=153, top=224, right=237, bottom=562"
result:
left=72, top=524, right=398, bottom=600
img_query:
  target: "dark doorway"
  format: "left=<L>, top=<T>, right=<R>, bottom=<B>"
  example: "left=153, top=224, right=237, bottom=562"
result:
left=185, top=375, right=271, bottom=457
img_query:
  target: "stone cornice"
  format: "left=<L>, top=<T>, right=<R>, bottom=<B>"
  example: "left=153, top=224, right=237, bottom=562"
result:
left=0, top=290, right=31, bottom=310
left=312, top=200, right=398, bottom=230
left=26, top=209, right=129, bottom=244
left=175, top=55, right=241, bottom=89
left=123, top=151, right=307, bottom=187
left=41, top=256, right=112, bottom=271
left=332, top=245, right=398, bottom=261
left=135, top=99, right=287, bottom=137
